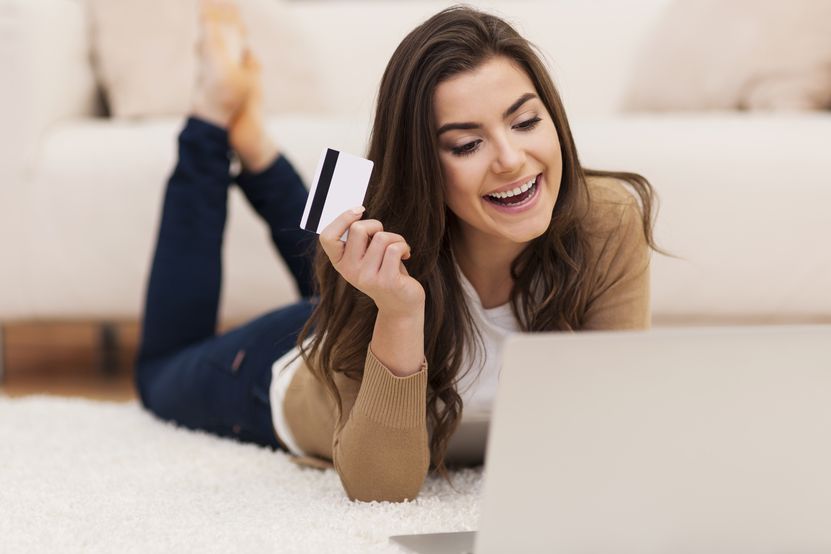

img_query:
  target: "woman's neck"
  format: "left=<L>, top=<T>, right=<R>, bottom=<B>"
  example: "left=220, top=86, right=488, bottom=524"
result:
left=454, top=230, right=525, bottom=309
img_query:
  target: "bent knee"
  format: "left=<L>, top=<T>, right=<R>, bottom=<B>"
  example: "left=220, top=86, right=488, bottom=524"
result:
left=134, top=359, right=172, bottom=419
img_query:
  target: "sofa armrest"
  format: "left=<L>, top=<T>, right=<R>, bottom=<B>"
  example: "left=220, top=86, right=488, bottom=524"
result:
left=0, top=0, right=100, bottom=178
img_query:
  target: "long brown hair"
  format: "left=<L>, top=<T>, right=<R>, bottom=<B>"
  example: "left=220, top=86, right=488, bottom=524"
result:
left=298, top=5, right=660, bottom=477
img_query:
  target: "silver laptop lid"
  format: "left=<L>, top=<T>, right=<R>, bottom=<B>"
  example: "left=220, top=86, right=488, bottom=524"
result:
left=476, top=326, right=831, bottom=554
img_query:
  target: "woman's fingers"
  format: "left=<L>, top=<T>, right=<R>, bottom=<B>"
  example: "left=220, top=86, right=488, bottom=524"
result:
left=318, top=207, right=365, bottom=265
left=380, top=241, right=412, bottom=283
left=319, top=208, right=419, bottom=312
left=342, top=219, right=384, bottom=269
left=360, top=231, right=408, bottom=274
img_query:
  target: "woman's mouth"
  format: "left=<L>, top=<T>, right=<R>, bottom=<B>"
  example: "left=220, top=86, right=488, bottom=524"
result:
left=483, top=174, right=541, bottom=211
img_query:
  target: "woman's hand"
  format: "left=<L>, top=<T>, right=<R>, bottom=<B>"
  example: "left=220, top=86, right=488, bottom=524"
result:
left=319, top=208, right=426, bottom=318
left=320, top=208, right=426, bottom=376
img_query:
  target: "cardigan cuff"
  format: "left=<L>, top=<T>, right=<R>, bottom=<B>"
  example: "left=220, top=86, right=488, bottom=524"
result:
left=352, top=347, right=428, bottom=429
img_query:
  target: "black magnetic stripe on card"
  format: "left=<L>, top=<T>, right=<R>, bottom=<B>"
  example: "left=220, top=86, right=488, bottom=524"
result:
left=305, top=148, right=340, bottom=232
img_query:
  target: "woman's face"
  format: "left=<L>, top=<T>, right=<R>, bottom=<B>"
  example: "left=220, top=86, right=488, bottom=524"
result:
left=434, top=56, right=562, bottom=248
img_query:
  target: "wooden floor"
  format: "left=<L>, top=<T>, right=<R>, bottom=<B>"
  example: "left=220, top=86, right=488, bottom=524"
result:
left=4, top=316, right=829, bottom=404
left=1, top=321, right=139, bottom=403
left=1, top=371, right=137, bottom=402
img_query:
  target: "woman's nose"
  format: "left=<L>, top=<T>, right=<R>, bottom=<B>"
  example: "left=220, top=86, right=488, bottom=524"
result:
left=491, top=134, right=525, bottom=175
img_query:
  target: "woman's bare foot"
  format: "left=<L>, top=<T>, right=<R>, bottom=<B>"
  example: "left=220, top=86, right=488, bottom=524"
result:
left=191, top=0, right=279, bottom=172
left=191, top=0, right=254, bottom=128
left=229, top=53, right=280, bottom=173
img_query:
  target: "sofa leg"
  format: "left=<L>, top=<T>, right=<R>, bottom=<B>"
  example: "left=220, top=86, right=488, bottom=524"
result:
left=99, top=322, right=119, bottom=376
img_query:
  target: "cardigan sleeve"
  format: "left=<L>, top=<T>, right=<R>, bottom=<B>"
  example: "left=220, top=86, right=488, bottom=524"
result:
left=283, top=347, right=430, bottom=503
left=331, top=347, right=430, bottom=503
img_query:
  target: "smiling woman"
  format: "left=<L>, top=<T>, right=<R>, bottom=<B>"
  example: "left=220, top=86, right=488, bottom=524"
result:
left=135, top=2, right=660, bottom=505
left=435, top=60, right=563, bottom=255
left=299, top=6, right=661, bottom=497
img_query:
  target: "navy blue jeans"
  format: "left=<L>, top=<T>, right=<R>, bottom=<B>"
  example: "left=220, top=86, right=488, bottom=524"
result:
left=135, top=118, right=316, bottom=450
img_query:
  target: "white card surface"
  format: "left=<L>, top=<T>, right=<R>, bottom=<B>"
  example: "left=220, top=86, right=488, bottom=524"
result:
left=301, top=148, right=374, bottom=238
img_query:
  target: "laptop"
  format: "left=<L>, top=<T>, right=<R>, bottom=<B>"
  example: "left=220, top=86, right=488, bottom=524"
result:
left=390, top=325, right=831, bottom=553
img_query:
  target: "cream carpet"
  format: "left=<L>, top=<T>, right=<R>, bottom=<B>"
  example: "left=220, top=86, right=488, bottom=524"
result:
left=0, top=395, right=482, bottom=553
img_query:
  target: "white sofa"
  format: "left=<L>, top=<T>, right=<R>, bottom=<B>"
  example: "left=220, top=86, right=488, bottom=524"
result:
left=2, top=0, right=830, bottom=327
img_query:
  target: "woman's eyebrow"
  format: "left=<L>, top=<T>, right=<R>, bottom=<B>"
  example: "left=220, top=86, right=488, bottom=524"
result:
left=436, top=92, right=538, bottom=136
left=503, top=92, right=537, bottom=118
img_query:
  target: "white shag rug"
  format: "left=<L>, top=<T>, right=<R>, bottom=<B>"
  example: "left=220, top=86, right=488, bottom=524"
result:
left=0, top=395, right=482, bottom=553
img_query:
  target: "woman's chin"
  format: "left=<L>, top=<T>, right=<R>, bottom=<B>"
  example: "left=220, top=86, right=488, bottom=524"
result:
left=502, top=207, right=555, bottom=243
left=507, top=225, right=550, bottom=244
left=485, top=217, right=550, bottom=245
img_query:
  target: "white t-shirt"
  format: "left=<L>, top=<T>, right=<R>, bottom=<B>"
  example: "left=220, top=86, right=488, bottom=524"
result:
left=269, top=269, right=520, bottom=456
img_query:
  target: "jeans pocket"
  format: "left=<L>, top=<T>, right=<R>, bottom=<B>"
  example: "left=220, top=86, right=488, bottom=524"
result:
left=203, top=338, right=253, bottom=377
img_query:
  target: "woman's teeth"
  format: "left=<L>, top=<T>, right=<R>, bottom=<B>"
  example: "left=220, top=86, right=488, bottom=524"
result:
left=487, top=177, right=536, bottom=200
left=484, top=176, right=539, bottom=206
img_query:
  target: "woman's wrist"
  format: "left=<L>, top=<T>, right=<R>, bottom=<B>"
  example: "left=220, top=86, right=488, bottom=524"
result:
left=370, top=306, right=426, bottom=378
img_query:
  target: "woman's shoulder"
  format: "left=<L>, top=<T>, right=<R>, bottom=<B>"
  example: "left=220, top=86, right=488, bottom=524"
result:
left=580, top=174, right=648, bottom=268
left=582, top=174, right=642, bottom=234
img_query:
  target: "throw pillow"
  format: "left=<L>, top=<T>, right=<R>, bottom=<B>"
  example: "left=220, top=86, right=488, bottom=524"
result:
left=87, top=0, right=323, bottom=118
left=620, top=0, right=831, bottom=111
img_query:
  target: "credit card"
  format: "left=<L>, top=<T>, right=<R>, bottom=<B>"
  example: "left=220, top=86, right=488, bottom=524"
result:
left=300, top=148, right=374, bottom=239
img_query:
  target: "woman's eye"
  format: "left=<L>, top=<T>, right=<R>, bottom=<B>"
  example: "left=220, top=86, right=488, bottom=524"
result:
left=451, top=140, right=482, bottom=157
left=514, top=116, right=542, bottom=131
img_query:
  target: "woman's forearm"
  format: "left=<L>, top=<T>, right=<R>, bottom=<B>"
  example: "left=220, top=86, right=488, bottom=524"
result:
left=370, top=306, right=426, bottom=378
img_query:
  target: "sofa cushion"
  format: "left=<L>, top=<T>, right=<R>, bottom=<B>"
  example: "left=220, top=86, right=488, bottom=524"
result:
left=20, top=116, right=369, bottom=320
left=18, top=114, right=831, bottom=322
left=571, top=113, right=831, bottom=322
left=86, top=0, right=670, bottom=120
left=621, top=0, right=831, bottom=111
left=288, top=0, right=669, bottom=119
left=86, top=0, right=323, bottom=118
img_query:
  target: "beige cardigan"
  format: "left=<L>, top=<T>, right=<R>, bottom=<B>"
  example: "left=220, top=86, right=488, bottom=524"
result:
left=280, top=176, right=651, bottom=502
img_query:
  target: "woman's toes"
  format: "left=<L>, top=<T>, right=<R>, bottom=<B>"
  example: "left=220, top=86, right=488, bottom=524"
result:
left=208, top=0, right=244, bottom=29
left=198, top=0, right=245, bottom=66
